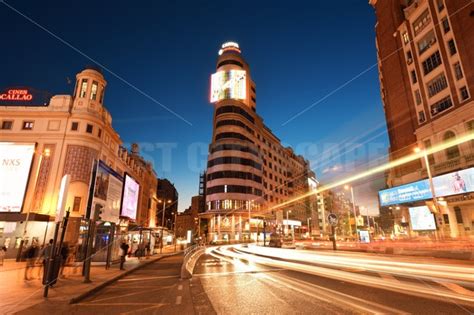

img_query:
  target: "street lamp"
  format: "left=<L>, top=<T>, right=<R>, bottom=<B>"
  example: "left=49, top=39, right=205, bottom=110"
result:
left=286, top=210, right=291, bottom=237
left=344, top=185, right=358, bottom=239
left=307, top=217, right=311, bottom=238
left=158, top=199, right=172, bottom=254
left=414, top=146, right=439, bottom=240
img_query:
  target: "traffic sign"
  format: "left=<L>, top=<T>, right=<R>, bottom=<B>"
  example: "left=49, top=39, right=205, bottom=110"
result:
left=327, top=213, right=338, bottom=226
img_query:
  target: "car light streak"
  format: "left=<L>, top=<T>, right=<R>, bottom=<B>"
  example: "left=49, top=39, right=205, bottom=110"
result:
left=209, top=245, right=474, bottom=306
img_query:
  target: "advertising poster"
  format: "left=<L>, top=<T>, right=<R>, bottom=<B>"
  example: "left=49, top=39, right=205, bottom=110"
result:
left=359, top=230, right=370, bottom=243
left=210, top=70, right=246, bottom=102
left=0, top=142, right=35, bottom=212
left=120, top=174, right=140, bottom=220
left=378, top=180, right=432, bottom=206
left=433, top=168, right=474, bottom=197
left=409, top=206, right=436, bottom=231
left=93, top=160, right=123, bottom=223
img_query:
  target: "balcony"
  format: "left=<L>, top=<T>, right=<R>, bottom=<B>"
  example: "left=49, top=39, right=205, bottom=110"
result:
left=433, top=157, right=461, bottom=173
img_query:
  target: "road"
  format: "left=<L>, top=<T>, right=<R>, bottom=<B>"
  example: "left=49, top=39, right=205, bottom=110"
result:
left=194, top=245, right=474, bottom=314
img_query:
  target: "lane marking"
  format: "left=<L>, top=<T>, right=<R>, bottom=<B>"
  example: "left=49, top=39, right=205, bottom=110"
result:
left=176, top=295, right=182, bottom=305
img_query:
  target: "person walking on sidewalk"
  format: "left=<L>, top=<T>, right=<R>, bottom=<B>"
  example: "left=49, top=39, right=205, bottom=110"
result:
left=59, top=242, right=69, bottom=277
left=41, top=239, right=53, bottom=284
left=24, top=243, right=38, bottom=280
left=119, top=241, right=129, bottom=270
left=0, top=246, right=6, bottom=266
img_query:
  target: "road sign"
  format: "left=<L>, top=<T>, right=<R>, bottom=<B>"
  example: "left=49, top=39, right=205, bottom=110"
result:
left=327, top=213, right=338, bottom=226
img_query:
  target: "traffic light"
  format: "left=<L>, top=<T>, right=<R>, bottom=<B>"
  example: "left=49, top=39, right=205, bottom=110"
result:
left=94, top=204, right=104, bottom=221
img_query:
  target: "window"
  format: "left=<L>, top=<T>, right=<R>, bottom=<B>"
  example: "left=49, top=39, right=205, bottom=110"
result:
left=454, top=207, right=463, bottom=224
left=71, top=122, right=79, bottom=131
left=215, top=105, right=255, bottom=123
left=215, top=132, right=253, bottom=143
left=98, top=128, right=102, bottom=138
left=415, top=90, right=422, bottom=105
left=442, top=18, right=450, bottom=33
left=22, top=121, right=34, bottom=130
left=426, top=73, right=448, bottom=97
left=437, top=0, right=445, bottom=12
left=411, top=70, right=418, bottom=84
left=99, top=87, right=105, bottom=103
left=80, top=79, right=88, bottom=98
left=207, top=157, right=262, bottom=170
left=402, top=32, right=410, bottom=45
left=413, top=10, right=431, bottom=36
left=86, top=124, right=93, bottom=133
left=418, top=111, right=426, bottom=123
left=406, top=50, right=413, bottom=64
left=73, top=197, right=81, bottom=212
left=460, top=86, right=469, bottom=101
left=454, top=62, right=463, bottom=80
left=422, top=51, right=442, bottom=75
left=443, top=131, right=460, bottom=159
left=206, top=185, right=262, bottom=196
left=417, top=31, right=436, bottom=55
left=90, top=81, right=98, bottom=100
left=466, top=120, right=474, bottom=148
left=430, top=96, right=452, bottom=116
left=447, top=39, right=457, bottom=56
left=216, top=119, right=254, bottom=135
left=1, top=120, right=13, bottom=130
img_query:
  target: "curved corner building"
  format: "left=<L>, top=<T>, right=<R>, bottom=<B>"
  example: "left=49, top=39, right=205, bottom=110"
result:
left=204, top=42, right=320, bottom=243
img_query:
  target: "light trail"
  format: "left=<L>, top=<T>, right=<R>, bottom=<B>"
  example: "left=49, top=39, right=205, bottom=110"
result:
left=208, top=245, right=474, bottom=307
left=264, top=132, right=474, bottom=213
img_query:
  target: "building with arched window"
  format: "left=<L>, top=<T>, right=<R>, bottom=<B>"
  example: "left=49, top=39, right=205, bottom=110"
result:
left=371, top=0, right=474, bottom=238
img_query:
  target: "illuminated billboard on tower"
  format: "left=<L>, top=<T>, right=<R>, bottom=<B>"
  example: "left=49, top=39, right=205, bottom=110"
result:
left=210, top=70, right=246, bottom=103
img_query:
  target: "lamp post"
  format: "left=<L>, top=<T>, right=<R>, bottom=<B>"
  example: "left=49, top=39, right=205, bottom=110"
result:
left=414, top=147, right=440, bottom=240
left=307, top=217, right=311, bottom=238
left=173, top=211, right=178, bottom=252
left=158, top=199, right=172, bottom=254
left=344, top=185, right=358, bottom=239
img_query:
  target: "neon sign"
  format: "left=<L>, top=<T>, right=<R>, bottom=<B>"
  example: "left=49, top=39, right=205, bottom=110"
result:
left=0, top=89, right=33, bottom=101
left=0, top=87, right=50, bottom=106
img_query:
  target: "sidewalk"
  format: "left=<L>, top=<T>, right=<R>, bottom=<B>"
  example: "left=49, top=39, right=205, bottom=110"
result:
left=0, top=246, right=179, bottom=315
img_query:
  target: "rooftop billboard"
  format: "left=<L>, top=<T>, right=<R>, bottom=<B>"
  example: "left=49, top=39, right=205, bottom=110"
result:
left=0, top=87, right=51, bottom=106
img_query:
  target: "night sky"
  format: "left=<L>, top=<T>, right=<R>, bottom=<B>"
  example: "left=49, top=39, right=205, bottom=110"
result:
left=1, top=0, right=389, bottom=213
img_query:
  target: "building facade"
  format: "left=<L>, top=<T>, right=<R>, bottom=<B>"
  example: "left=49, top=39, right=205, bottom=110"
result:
left=371, top=0, right=474, bottom=238
left=202, top=42, right=318, bottom=242
left=156, top=178, right=179, bottom=229
left=0, top=67, right=158, bottom=257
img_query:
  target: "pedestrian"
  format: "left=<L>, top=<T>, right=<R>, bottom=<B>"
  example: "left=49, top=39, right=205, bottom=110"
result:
left=145, top=242, right=151, bottom=259
left=41, top=239, right=53, bottom=284
left=59, top=242, right=69, bottom=277
left=119, top=241, right=129, bottom=270
left=24, top=243, right=38, bottom=280
left=0, top=246, right=6, bottom=266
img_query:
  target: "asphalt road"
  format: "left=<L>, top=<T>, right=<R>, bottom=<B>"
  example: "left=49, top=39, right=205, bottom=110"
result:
left=194, top=245, right=474, bottom=315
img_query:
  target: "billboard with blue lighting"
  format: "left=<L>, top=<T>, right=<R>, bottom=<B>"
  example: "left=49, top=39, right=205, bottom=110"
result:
left=379, top=167, right=474, bottom=206
left=379, top=180, right=432, bottom=206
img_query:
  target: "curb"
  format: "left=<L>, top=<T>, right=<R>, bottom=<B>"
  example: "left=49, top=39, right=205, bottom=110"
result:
left=69, top=252, right=181, bottom=304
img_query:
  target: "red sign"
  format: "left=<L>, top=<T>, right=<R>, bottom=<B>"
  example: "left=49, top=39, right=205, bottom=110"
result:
left=0, top=89, right=33, bottom=101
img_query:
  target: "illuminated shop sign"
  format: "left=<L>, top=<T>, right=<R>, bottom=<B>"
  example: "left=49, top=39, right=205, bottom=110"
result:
left=210, top=70, right=246, bottom=103
left=120, top=174, right=140, bottom=221
left=0, top=87, right=51, bottom=106
left=409, top=206, right=436, bottom=231
left=0, top=142, right=36, bottom=213
left=379, top=167, right=474, bottom=206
